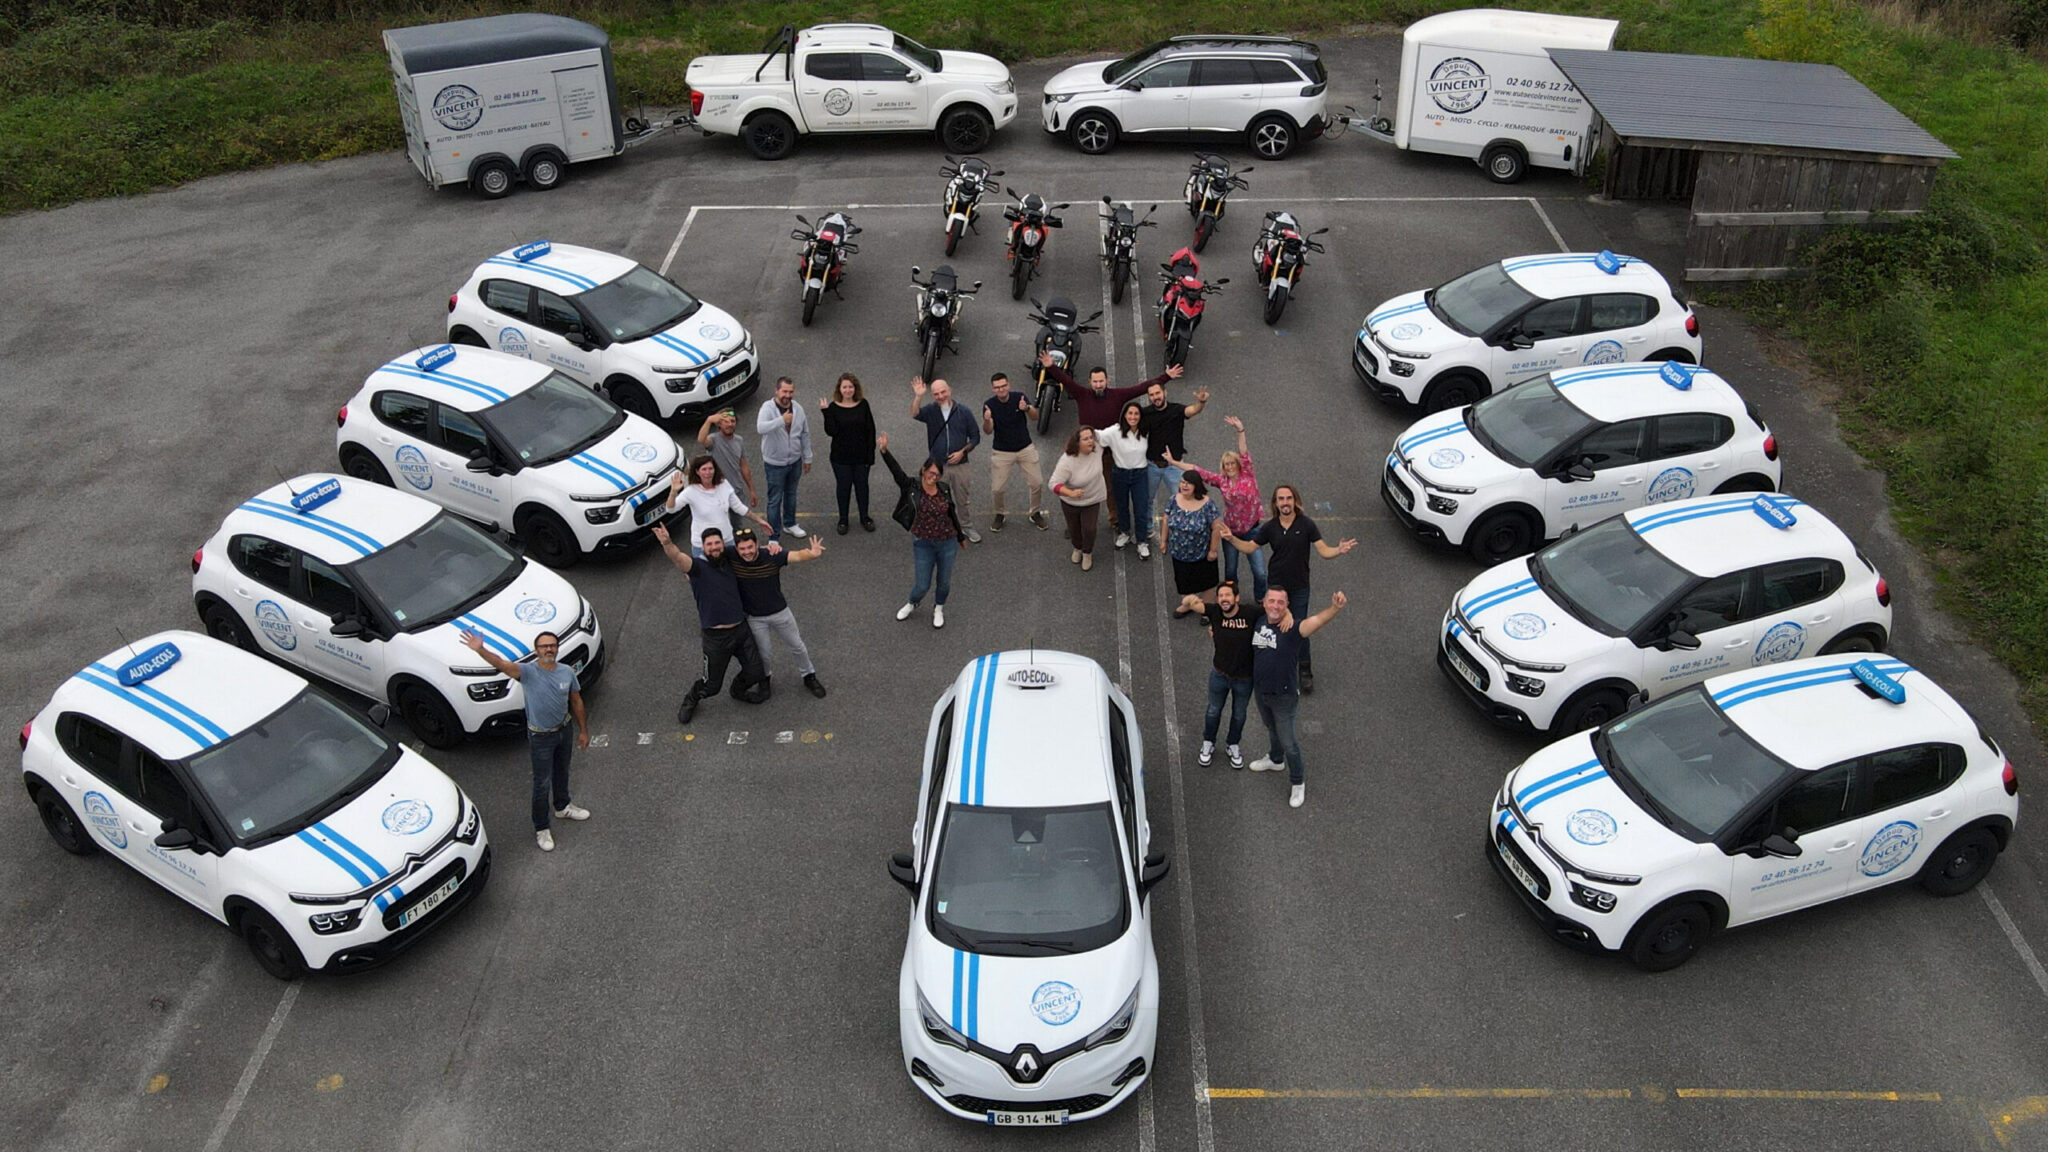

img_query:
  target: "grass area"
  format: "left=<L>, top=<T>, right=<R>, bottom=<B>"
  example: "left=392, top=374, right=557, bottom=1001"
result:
left=3, top=0, right=2044, bottom=723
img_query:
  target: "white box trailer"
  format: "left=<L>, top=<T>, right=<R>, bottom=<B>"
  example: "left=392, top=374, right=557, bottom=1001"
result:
left=385, top=13, right=628, bottom=199
left=1358, top=9, right=1617, bottom=184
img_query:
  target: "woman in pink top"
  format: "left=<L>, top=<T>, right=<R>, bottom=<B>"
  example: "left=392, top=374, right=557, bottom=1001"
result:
left=1165, top=415, right=1265, bottom=599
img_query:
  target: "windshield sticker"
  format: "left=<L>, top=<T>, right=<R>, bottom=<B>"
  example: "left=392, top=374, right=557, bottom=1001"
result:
left=621, top=441, right=659, bottom=464
left=254, top=600, right=297, bottom=651
left=1859, top=821, right=1921, bottom=876
left=1501, top=612, right=1547, bottom=640
left=1754, top=622, right=1807, bottom=664
left=1427, top=57, right=1489, bottom=114
left=82, top=791, right=126, bottom=849
left=1566, top=809, right=1617, bottom=845
left=1582, top=340, right=1625, bottom=364
left=1031, top=981, right=1082, bottom=1026
left=515, top=598, right=558, bottom=625
left=1389, top=322, right=1424, bottom=341
left=395, top=445, right=433, bottom=491
left=382, top=800, right=434, bottom=835
left=498, top=326, right=530, bottom=357
left=1645, top=468, right=1696, bottom=504
left=1427, top=447, right=1465, bottom=469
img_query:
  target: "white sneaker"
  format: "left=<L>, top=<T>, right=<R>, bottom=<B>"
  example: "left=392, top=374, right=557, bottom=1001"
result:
left=785, top=524, right=808, bottom=538
left=1198, top=740, right=1214, bottom=766
left=1250, top=757, right=1283, bottom=772
left=933, top=605, right=946, bottom=629
left=554, top=804, right=590, bottom=821
left=965, top=528, right=982, bottom=543
left=1289, top=784, right=1306, bottom=808
left=1227, top=744, right=1244, bottom=768
left=1114, top=532, right=1130, bottom=549
left=536, top=829, right=556, bottom=852
left=896, top=603, right=916, bottom=621
left=1136, top=542, right=1151, bottom=560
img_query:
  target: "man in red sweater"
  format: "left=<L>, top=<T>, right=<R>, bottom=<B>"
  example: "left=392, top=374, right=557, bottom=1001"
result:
left=1038, top=352, right=1183, bottom=535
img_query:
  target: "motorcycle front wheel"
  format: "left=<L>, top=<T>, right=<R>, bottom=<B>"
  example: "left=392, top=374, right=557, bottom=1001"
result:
left=1264, top=283, right=1290, bottom=326
left=1036, top=383, right=1058, bottom=435
left=945, top=218, right=964, bottom=257
left=1193, top=217, right=1214, bottom=253
left=802, top=286, right=819, bottom=327
left=1165, top=325, right=1191, bottom=368
left=922, top=328, right=943, bottom=381
left=1111, top=256, right=1130, bottom=305
left=1011, top=255, right=1029, bottom=300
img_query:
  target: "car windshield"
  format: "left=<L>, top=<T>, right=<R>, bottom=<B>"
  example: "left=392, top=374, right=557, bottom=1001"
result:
left=348, top=514, right=523, bottom=631
left=576, top=265, right=701, bottom=343
left=185, top=690, right=396, bottom=847
left=1528, top=517, right=1692, bottom=635
left=1597, top=687, right=1794, bottom=840
left=928, top=803, right=1129, bottom=957
left=894, top=33, right=941, bottom=72
left=1429, top=261, right=1538, bottom=336
left=478, top=371, right=625, bottom=467
left=1104, top=41, right=1169, bottom=83
left=1466, top=375, right=1596, bottom=468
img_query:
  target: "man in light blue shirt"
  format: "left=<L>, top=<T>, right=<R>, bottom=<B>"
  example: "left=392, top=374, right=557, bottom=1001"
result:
left=756, top=376, right=813, bottom=540
left=460, top=630, right=589, bottom=853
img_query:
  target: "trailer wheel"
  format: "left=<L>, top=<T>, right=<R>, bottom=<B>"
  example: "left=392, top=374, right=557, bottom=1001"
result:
left=1481, top=143, right=1528, bottom=184
left=524, top=152, right=566, bottom=192
left=471, top=159, right=515, bottom=199
left=743, top=112, right=797, bottom=161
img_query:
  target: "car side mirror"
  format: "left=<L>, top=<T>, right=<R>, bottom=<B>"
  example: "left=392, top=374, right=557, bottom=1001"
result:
left=565, top=327, right=594, bottom=350
left=905, top=71, right=922, bottom=83
left=888, top=851, right=918, bottom=893
left=1139, top=847, right=1171, bottom=893
left=329, top=615, right=365, bottom=640
left=1565, top=461, right=1596, bottom=482
left=1498, top=331, right=1534, bottom=350
left=368, top=703, right=392, bottom=728
left=1122, top=80, right=1143, bottom=91
left=1760, top=833, right=1802, bottom=859
left=1661, top=627, right=1701, bottom=652
left=154, top=824, right=197, bottom=851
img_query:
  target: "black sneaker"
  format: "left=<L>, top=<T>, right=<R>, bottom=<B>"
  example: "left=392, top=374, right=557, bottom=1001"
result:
left=836, top=519, right=849, bottom=535
left=861, top=517, right=876, bottom=532
left=676, top=694, right=699, bottom=725
left=991, top=514, right=1006, bottom=531
left=1030, top=510, right=1049, bottom=530
left=1298, top=664, right=1315, bottom=694
left=804, top=673, right=828, bottom=698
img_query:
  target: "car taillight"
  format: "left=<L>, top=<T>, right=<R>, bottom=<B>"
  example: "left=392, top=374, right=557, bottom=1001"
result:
left=447, top=293, right=458, bottom=314
left=18, top=721, right=29, bottom=752
left=2004, top=759, right=2018, bottom=796
left=1762, top=433, right=1778, bottom=461
left=336, top=404, right=348, bottom=429
left=690, top=89, right=704, bottom=116
left=1875, top=577, right=1890, bottom=607
left=1684, top=312, right=1699, bottom=337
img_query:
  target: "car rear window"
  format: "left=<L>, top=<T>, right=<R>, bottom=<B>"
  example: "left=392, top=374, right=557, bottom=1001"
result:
left=1252, top=59, right=1303, bottom=84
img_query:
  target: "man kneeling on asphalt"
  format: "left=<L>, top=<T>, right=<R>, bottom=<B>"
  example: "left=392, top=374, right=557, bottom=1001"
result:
left=654, top=522, right=769, bottom=724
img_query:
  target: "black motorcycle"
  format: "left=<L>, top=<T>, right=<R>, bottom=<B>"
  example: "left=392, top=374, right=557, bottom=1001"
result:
left=911, top=264, right=980, bottom=382
left=940, top=155, right=1003, bottom=256
left=1251, top=210, right=1329, bottom=325
left=1026, top=295, right=1103, bottom=435
left=1100, top=198, right=1158, bottom=306
left=791, top=211, right=860, bottom=326
left=1003, top=189, right=1067, bottom=300
left=1184, top=154, right=1250, bottom=254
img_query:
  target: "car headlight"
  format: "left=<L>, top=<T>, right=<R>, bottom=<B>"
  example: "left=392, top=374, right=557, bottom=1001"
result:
left=988, top=79, right=1015, bottom=95
left=466, top=680, right=511, bottom=702
left=1082, top=985, right=1141, bottom=1051
left=584, top=506, right=621, bottom=524
left=1569, top=882, right=1617, bottom=913
left=652, top=365, right=701, bottom=376
left=1504, top=671, right=1546, bottom=697
left=578, top=597, right=596, bottom=633
left=308, top=907, right=363, bottom=935
left=1390, top=360, right=1415, bottom=377
left=1049, top=92, right=1076, bottom=104
left=455, top=794, right=483, bottom=845
left=1426, top=494, right=1459, bottom=516
left=916, top=987, right=972, bottom=1052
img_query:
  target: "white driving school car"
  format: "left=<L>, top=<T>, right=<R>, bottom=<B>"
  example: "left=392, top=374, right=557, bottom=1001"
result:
left=336, top=343, right=681, bottom=568
left=20, top=631, right=491, bottom=978
left=1489, top=655, right=2019, bottom=971
left=1441, top=493, right=1893, bottom=736
left=890, top=651, right=1168, bottom=1125
left=1383, top=360, right=1781, bottom=563
left=445, top=240, right=759, bottom=421
left=191, top=475, right=603, bottom=748
left=1355, top=251, right=1700, bottom=411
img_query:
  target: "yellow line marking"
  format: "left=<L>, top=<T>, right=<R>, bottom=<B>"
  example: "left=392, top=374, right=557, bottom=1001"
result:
left=145, top=1074, right=169, bottom=1095
left=1989, top=1095, right=2048, bottom=1147
left=1208, top=1087, right=1633, bottom=1100
left=1676, top=1089, right=1942, bottom=1102
left=314, top=1074, right=344, bottom=1093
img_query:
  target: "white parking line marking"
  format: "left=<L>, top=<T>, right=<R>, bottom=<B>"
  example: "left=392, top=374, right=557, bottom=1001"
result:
left=201, top=980, right=299, bottom=1152
left=658, top=205, right=699, bottom=277
left=1527, top=199, right=1570, bottom=253
left=1980, top=885, right=2048, bottom=1004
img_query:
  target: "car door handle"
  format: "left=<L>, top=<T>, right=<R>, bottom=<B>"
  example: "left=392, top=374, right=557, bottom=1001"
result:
left=1925, top=808, right=1952, bottom=821
left=435, top=461, right=455, bottom=470
left=1807, top=614, right=1832, bottom=624
left=128, top=820, right=150, bottom=832
left=376, top=436, right=394, bottom=446
left=1722, top=639, right=1747, bottom=649
left=1828, top=839, right=1856, bottom=852
left=1697, top=460, right=1721, bottom=470
left=233, top=586, right=251, bottom=599
left=1618, top=476, right=1643, bottom=485
left=300, top=618, right=323, bottom=628
left=1625, top=333, right=1647, bottom=343
left=61, top=774, right=80, bottom=788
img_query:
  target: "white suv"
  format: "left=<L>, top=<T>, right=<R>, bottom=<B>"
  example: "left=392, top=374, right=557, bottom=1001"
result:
left=1041, top=36, right=1330, bottom=160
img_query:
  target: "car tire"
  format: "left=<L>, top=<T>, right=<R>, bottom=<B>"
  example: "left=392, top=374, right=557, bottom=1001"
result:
left=1069, top=112, right=1118, bottom=155
left=238, top=907, right=308, bottom=981
left=200, top=600, right=258, bottom=652
left=1624, top=901, right=1712, bottom=972
left=1711, top=473, right=1776, bottom=494
left=607, top=377, right=660, bottom=422
left=1648, top=347, right=1696, bottom=364
left=1919, top=827, right=2001, bottom=897
left=524, top=152, right=566, bottom=191
left=395, top=681, right=465, bottom=749
left=32, top=784, right=99, bottom=856
left=742, top=112, right=797, bottom=160
left=1248, top=114, right=1297, bottom=160
left=449, top=328, right=489, bottom=348
left=1554, top=686, right=1630, bottom=735
left=937, top=106, right=993, bottom=153
left=339, top=445, right=393, bottom=487
left=1466, top=509, right=1536, bottom=565
left=1818, top=627, right=1885, bottom=655
left=1422, top=371, right=1485, bottom=413
left=517, top=507, right=580, bottom=570
left=470, top=159, right=515, bottom=199
left=1481, top=143, right=1528, bottom=184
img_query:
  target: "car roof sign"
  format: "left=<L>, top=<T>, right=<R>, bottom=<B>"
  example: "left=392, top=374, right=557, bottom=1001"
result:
left=291, top=477, right=343, bottom=514
left=116, top=642, right=181, bottom=687
left=1659, top=360, right=1693, bottom=390
left=513, top=240, right=551, bottom=261
left=1594, top=249, right=1623, bottom=275
left=1851, top=659, right=1907, bottom=704
left=415, top=344, right=457, bottom=372
left=1751, top=494, right=1798, bottom=529
left=1006, top=667, right=1058, bottom=690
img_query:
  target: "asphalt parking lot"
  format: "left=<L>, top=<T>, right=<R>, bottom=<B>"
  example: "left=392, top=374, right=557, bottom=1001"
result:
left=4, top=33, right=2048, bottom=1152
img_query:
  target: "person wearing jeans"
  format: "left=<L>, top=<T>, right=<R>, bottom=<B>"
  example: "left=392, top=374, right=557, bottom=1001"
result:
left=1222, top=484, right=1357, bottom=694
left=458, top=629, right=589, bottom=852
left=1179, top=581, right=1255, bottom=768
left=1139, top=379, right=1209, bottom=522
left=910, top=375, right=982, bottom=541
left=1247, top=588, right=1347, bottom=809
left=1099, top=400, right=1153, bottom=557
left=1166, top=415, right=1267, bottom=601
left=880, top=434, right=969, bottom=628
left=756, top=376, right=813, bottom=539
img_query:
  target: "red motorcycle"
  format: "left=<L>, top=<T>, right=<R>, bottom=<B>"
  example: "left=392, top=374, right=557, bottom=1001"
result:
left=1158, top=246, right=1226, bottom=368
left=791, top=211, right=859, bottom=326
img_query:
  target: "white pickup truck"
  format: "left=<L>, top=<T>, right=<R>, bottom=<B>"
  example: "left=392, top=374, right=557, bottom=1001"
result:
left=685, top=24, right=1018, bottom=159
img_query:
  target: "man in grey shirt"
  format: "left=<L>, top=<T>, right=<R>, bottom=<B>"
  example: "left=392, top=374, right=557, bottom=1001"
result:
left=756, top=376, right=813, bottom=540
left=696, top=407, right=758, bottom=507
left=460, top=630, right=590, bottom=853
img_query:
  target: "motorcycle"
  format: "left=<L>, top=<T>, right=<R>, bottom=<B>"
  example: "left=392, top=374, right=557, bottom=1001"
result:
left=1158, top=246, right=1226, bottom=369
left=791, top=211, right=860, bottom=327
left=1251, top=210, right=1328, bottom=326
left=1002, top=188, right=1067, bottom=301
left=940, top=155, right=1003, bottom=257
left=910, top=264, right=980, bottom=382
left=1184, top=154, right=1250, bottom=254
left=1099, top=197, right=1158, bottom=306
left=1025, top=295, right=1103, bottom=435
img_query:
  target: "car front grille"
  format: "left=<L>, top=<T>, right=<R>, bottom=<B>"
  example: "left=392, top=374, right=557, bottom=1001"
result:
left=1355, top=339, right=1380, bottom=376
left=946, top=1093, right=1113, bottom=1117
left=380, top=857, right=467, bottom=931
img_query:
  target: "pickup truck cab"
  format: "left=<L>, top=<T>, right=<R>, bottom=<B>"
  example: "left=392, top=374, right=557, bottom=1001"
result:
left=685, top=24, right=1018, bottom=160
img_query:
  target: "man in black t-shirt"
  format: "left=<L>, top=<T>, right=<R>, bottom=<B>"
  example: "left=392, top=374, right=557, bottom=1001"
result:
left=1140, top=380, right=1209, bottom=521
left=730, top=528, right=830, bottom=699
left=1247, top=588, right=1347, bottom=809
left=1223, top=483, right=1357, bottom=694
left=654, top=523, right=769, bottom=724
left=1179, top=581, right=1256, bottom=768
left=981, top=372, right=1047, bottom=531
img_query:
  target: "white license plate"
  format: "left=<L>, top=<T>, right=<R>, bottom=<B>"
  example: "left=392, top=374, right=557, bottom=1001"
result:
left=990, top=1111, right=1068, bottom=1127
left=1446, top=637, right=1482, bottom=689
left=396, top=872, right=461, bottom=929
left=1383, top=473, right=1413, bottom=511
left=1499, top=838, right=1541, bottom=896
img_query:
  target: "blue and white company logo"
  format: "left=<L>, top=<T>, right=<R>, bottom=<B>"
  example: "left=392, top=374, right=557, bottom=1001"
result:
left=1566, top=808, right=1618, bottom=846
left=1859, top=820, right=1922, bottom=876
left=395, top=445, right=433, bottom=491
left=254, top=600, right=297, bottom=651
left=697, top=323, right=731, bottom=343
left=117, top=642, right=181, bottom=686
left=1582, top=339, right=1625, bottom=364
left=382, top=799, right=434, bottom=835
left=82, top=791, right=126, bottom=849
left=1502, top=612, right=1547, bottom=640
left=1754, top=621, right=1807, bottom=664
left=498, top=326, right=530, bottom=357
left=1427, top=447, right=1465, bottom=469
left=1426, top=57, right=1489, bottom=114
left=1389, top=322, right=1425, bottom=341
left=621, top=441, right=659, bottom=464
left=1031, top=981, right=1082, bottom=1026
left=515, top=598, right=558, bottom=625
left=1645, top=467, right=1696, bottom=504
left=432, top=84, right=485, bottom=131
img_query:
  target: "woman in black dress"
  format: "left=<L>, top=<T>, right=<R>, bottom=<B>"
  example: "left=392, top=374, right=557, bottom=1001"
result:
left=818, top=371, right=877, bottom=534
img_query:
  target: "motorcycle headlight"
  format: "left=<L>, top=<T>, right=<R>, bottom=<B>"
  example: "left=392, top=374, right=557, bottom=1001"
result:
left=916, top=987, right=972, bottom=1052
left=932, top=300, right=950, bottom=317
left=1083, top=985, right=1141, bottom=1051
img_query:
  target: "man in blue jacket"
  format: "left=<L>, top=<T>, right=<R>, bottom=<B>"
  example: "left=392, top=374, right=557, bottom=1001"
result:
left=910, top=375, right=982, bottom=542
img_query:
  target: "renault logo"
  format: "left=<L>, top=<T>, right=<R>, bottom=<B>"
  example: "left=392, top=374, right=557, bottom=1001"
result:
left=1014, top=1051, right=1038, bottom=1077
